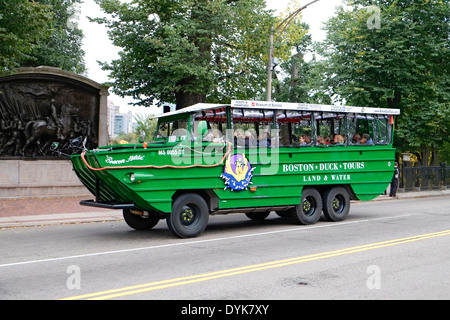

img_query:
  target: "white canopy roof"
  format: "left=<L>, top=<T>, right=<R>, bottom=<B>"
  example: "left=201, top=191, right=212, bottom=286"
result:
left=152, top=100, right=400, bottom=118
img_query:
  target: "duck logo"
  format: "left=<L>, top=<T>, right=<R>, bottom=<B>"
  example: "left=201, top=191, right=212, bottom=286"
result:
left=220, top=154, right=255, bottom=191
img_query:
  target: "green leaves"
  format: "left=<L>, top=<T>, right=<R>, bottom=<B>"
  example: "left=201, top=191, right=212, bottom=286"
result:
left=95, top=0, right=274, bottom=108
left=0, top=0, right=53, bottom=74
left=321, top=0, right=450, bottom=164
left=0, top=0, right=86, bottom=75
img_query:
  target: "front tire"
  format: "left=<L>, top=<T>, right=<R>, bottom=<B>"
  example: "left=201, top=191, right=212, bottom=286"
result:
left=322, top=186, right=350, bottom=222
left=167, top=193, right=209, bottom=238
left=245, top=211, right=270, bottom=220
left=123, top=209, right=160, bottom=230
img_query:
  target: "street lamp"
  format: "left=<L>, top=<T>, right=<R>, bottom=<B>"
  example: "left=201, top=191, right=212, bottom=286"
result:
left=266, top=0, right=321, bottom=101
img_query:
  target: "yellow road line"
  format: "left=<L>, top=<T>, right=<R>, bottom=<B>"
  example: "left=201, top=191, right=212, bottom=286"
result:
left=61, top=229, right=450, bottom=300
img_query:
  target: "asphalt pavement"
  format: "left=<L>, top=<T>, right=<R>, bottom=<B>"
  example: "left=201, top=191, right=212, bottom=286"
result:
left=0, top=189, right=449, bottom=228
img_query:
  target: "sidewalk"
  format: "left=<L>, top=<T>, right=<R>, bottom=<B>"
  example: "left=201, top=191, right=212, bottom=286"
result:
left=0, top=190, right=449, bottom=228
left=0, top=196, right=122, bottom=228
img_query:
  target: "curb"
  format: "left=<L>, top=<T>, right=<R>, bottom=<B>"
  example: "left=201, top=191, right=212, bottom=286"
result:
left=0, top=211, right=123, bottom=228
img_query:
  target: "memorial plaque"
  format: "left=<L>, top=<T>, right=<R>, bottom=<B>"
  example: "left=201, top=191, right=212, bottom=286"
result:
left=0, top=67, right=107, bottom=158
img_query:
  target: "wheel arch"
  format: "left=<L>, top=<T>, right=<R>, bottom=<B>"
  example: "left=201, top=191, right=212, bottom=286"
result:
left=314, top=184, right=357, bottom=201
left=172, top=189, right=217, bottom=213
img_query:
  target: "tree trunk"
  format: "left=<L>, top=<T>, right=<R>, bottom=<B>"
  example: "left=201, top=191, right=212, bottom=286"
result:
left=175, top=91, right=206, bottom=110
left=431, top=148, right=440, bottom=166
left=422, top=146, right=431, bottom=166
left=290, top=53, right=301, bottom=88
left=386, top=90, right=402, bottom=108
left=174, top=1, right=210, bottom=110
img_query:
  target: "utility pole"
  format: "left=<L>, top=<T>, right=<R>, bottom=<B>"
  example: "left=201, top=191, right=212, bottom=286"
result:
left=266, top=31, right=274, bottom=101
left=266, top=0, right=320, bottom=101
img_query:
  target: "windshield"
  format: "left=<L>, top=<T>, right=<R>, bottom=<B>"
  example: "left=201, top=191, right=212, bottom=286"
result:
left=156, top=117, right=188, bottom=142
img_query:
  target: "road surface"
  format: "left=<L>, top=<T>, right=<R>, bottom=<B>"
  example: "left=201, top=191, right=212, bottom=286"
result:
left=1, top=196, right=449, bottom=303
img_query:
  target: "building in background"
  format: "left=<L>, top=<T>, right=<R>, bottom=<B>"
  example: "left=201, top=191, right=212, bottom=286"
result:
left=107, top=101, right=135, bottom=138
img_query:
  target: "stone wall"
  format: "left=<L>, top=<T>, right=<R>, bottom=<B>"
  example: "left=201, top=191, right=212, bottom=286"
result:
left=0, top=159, right=90, bottom=199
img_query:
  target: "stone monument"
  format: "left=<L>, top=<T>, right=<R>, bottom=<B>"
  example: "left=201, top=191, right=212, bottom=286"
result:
left=0, top=66, right=109, bottom=199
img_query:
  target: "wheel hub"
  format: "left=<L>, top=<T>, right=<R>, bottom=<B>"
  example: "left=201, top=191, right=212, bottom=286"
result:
left=302, top=197, right=314, bottom=215
left=180, top=205, right=195, bottom=225
left=332, top=196, right=344, bottom=213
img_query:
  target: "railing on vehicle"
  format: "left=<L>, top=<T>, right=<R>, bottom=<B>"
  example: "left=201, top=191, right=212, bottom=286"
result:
left=152, top=100, right=401, bottom=149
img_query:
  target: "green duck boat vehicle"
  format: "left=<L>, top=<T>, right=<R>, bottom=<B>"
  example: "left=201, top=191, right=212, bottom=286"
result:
left=71, top=100, right=400, bottom=238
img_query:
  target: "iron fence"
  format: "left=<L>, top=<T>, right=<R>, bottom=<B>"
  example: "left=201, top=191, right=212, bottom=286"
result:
left=399, top=163, right=449, bottom=191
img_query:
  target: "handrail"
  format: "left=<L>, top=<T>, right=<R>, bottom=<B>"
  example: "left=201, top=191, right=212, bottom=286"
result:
left=81, top=141, right=233, bottom=172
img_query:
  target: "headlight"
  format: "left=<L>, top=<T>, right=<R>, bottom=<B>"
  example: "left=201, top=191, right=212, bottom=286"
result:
left=126, top=172, right=153, bottom=183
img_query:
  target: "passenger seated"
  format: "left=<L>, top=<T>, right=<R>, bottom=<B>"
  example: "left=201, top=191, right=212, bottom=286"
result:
left=258, top=132, right=271, bottom=147
left=244, top=130, right=257, bottom=147
left=330, top=134, right=336, bottom=144
left=333, top=134, right=345, bottom=145
left=291, top=135, right=299, bottom=146
left=352, top=133, right=361, bottom=144
left=362, top=133, right=373, bottom=144
left=316, top=136, right=323, bottom=145
left=299, top=135, right=311, bottom=146
left=233, top=129, right=245, bottom=148
left=317, top=136, right=330, bottom=145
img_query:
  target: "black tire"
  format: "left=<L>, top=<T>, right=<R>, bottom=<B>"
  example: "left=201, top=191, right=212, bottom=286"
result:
left=245, top=211, right=270, bottom=220
left=293, top=188, right=322, bottom=225
left=167, top=193, right=209, bottom=238
left=123, top=209, right=160, bottom=230
left=275, top=210, right=295, bottom=219
left=322, top=186, right=350, bottom=222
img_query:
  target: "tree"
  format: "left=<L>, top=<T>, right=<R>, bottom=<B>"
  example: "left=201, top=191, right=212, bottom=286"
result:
left=0, top=0, right=53, bottom=75
left=93, top=0, right=275, bottom=109
left=133, top=113, right=157, bottom=142
left=274, top=54, right=333, bottom=104
left=271, top=22, right=334, bottom=105
left=320, top=0, right=449, bottom=165
left=110, top=131, right=137, bottom=145
left=18, top=0, right=86, bottom=74
left=269, top=0, right=329, bottom=104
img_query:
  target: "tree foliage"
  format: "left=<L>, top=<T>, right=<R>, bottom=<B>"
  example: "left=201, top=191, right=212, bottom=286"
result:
left=270, top=1, right=332, bottom=104
left=133, top=113, right=157, bottom=142
left=19, top=0, right=86, bottom=74
left=0, top=0, right=85, bottom=75
left=0, top=0, right=53, bottom=75
left=94, top=0, right=276, bottom=109
left=319, top=0, right=449, bottom=165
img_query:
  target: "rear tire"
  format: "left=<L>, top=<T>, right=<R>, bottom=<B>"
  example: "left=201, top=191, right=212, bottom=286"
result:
left=275, top=210, right=295, bottom=219
left=322, top=186, right=350, bottom=222
left=123, top=209, right=160, bottom=230
left=293, top=188, right=322, bottom=225
left=167, top=193, right=209, bottom=238
left=245, top=211, right=270, bottom=220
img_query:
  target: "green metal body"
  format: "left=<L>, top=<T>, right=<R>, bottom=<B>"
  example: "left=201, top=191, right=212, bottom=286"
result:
left=70, top=101, right=399, bottom=214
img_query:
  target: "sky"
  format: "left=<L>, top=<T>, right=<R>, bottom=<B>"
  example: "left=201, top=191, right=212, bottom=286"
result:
left=79, top=0, right=343, bottom=114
